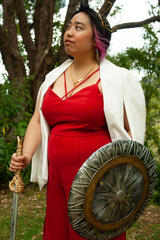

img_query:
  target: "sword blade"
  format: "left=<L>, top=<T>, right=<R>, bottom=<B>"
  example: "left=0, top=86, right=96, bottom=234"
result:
left=9, top=137, right=24, bottom=240
left=10, top=192, right=19, bottom=240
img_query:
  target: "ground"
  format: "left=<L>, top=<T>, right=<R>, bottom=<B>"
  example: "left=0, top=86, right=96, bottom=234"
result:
left=0, top=184, right=160, bottom=240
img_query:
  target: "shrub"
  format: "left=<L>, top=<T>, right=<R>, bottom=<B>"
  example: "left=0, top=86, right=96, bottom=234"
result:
left=152, top=161, right=160, bottom=205
left=0, top=77, right=33, bottom=187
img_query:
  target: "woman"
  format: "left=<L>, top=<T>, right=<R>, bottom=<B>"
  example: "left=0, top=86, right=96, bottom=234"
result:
left=9, top=1, right=146, bottom=239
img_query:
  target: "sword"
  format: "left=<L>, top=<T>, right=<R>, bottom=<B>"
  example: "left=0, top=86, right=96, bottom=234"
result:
left=9, top=136, right=25, bottom=240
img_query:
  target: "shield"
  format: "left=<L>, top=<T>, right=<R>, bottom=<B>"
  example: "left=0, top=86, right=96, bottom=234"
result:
left=68, top=140, right=157, bottom=240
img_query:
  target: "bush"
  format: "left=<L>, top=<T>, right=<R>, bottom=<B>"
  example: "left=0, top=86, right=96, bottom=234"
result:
left=152, top=161, right=160, bottom=205
left=0, top=77, right=33, bottom=187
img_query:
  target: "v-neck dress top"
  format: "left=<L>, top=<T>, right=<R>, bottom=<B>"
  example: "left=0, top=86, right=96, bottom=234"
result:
left=41, top=69, right=126, bottom=240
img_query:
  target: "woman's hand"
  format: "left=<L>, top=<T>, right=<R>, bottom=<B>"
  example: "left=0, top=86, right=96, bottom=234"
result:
left=9, top=153, right=31, bottom=172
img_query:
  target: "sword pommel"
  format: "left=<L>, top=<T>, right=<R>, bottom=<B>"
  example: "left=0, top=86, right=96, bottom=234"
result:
left=9, top=136, right=25, bottom=193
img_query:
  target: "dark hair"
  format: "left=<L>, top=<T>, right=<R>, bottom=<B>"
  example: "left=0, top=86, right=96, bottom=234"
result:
left=68, top=0, right=112, bottom=60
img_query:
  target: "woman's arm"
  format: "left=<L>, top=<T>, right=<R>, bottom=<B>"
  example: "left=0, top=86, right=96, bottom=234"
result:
left=23, top=99, right=42, bottom=160
left=9, top=96, right=42, bottom=172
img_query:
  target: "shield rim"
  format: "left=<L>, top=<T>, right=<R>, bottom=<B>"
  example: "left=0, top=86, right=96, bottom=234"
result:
left=84, top=155, right=149, bottom=231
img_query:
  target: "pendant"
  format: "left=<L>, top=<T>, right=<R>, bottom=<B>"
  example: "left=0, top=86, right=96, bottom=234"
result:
left=74, top=77, right=83, bottom=86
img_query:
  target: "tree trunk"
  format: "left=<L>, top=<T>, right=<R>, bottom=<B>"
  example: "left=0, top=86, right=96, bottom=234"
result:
left=1, top=0, right=26, bottom=84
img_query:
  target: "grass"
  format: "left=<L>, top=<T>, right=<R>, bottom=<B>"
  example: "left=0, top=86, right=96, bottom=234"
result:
left=0, top=184, right=46, bottom=240
left=0, top=184, right=160, bottom=240
left=127, top=204, right=160, bottom=240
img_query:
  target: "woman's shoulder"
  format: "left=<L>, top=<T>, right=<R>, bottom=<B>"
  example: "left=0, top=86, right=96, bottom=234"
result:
left=45, top=59, right=73, bottom=82
left=38, top=59, right=73, bottom=98
left=101, top=59, right=131, bottom=75
left=100, top=59, right=139, bottom=84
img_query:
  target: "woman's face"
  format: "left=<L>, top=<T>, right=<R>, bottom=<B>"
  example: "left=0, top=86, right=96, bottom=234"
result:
left=64, top=12, right=95, bottom=58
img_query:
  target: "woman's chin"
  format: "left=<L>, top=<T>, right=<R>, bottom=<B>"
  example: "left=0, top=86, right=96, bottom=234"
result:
left=65, top=50, right=74, bottom=58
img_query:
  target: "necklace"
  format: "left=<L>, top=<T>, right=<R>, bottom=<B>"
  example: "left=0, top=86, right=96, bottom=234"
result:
left=70, top=62, right=97, bottom=87
left=64, top=67, right=100, bottom=99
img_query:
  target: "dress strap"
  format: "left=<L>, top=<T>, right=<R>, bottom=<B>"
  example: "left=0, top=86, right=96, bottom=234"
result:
left=96, top=78, right=101, bottom=85
left=62, top=67, right=100, bottom=100
left=64, top=71, right=68, bottom=96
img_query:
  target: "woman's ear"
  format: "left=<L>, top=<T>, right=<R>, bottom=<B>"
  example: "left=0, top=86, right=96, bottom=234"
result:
left=93, top=40, right=96, bottom=47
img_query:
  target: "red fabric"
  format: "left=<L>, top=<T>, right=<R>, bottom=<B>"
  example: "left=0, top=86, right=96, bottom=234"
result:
left=62, top=68, right=100, bottom=100
left=41, top=72, right=126, bottom=240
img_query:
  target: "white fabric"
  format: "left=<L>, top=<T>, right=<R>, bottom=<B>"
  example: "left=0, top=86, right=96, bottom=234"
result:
left=30, top=58, right=146, bottom=189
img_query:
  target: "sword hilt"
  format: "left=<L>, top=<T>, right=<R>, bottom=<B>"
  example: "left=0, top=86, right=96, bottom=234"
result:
left=9, top=136, right=25, bottom=193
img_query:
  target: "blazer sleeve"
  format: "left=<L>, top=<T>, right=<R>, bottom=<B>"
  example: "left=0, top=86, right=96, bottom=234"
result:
left=30, top=80, right=50, bottom=189
left=123, top=71, right=146, bottom=144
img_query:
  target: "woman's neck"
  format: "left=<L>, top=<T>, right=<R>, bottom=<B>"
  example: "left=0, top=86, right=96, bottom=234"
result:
left=70, top=48, right=96, bottom=67
left=72, top=54, right=98, bottom=71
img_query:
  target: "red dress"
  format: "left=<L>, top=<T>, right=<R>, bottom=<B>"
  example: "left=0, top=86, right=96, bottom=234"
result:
left=42, top=69, right=126, bottom=240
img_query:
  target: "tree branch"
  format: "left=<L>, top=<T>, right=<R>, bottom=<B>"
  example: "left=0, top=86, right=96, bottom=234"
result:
left=62, top=0, right=80, bottom=35
left=112, top=15, right=160, bottom=32
left=2, top=0, right=19, bottom=54
left=14, top=0, right=35, bottom=73
left=1, top=0, right=26, bottom=79
left=34, top=0, right=41, bottom=50
left=99, top=0, right=116, bottom=17
left=34, top=0, right=56, bottom=75
left=0, top=25, right=9, bottom=66
left=58, top=0, right=80, bottom=64
left=34, top=0, right=55, bottom=53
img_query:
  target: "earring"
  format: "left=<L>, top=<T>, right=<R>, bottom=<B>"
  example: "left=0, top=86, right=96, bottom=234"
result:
left=95, top=48, right=100, bottom=63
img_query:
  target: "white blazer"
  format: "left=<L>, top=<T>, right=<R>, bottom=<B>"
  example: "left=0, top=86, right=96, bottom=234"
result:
left=30, top=58, right=146, bottom=189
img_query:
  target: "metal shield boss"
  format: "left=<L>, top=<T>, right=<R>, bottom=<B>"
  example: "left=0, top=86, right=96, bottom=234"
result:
left=68, top=140, right=157, bottom=240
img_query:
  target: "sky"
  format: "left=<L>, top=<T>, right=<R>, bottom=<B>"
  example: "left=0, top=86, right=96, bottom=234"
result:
left=0, top=0, right=158, bottom=83
left=107, top=0, right=157, bottom=55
